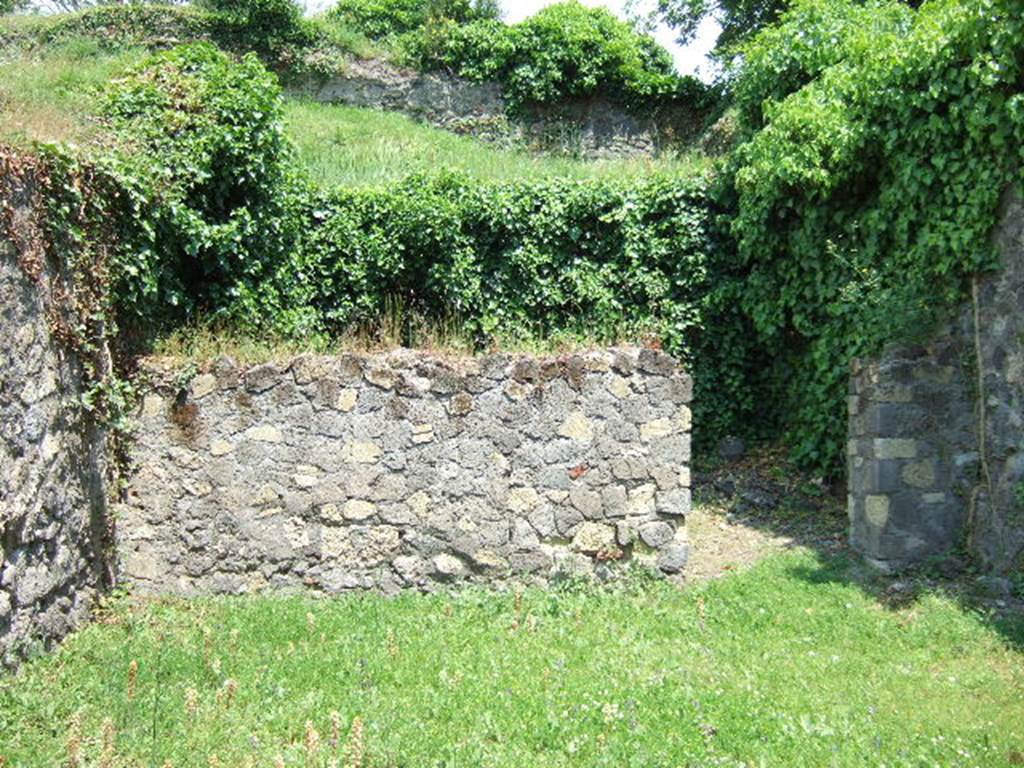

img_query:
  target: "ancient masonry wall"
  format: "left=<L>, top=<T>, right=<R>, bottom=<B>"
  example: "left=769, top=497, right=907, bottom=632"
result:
left=294, top=58, right=701, bottom=160
left=848, top=189, right=1024, bottom=572
left=0, top=167, right=109, bottom=668
left=118, top=348, right=693, bottom=595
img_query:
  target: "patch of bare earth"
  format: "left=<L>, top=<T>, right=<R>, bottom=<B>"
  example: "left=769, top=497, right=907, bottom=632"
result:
left=684, top=447, right=1024, bottom=619
left=684, top=446, right=849, bottom=584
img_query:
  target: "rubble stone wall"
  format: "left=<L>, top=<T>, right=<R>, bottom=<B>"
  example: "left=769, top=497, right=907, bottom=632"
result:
left=848, top=189, right=1024, bottom=572
left=0, top=169, right=109, bottom=668
left=118, top=347, right=693, bottom=595
left=295, top=58, right=701, bottom=159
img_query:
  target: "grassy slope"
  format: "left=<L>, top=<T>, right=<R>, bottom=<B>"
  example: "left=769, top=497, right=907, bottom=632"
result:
left=0, top=31, right=704, bottom=187
left=1, top=550, right=1022, bottom=767
left=286, top=100, right=705, bottom=187
left=0, top=38, right=144, bottom=148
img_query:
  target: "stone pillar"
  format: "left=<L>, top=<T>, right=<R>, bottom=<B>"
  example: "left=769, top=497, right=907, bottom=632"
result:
left=848, top=187, right=1024, bottom=572
left=847, top=351, right=972, bottom=570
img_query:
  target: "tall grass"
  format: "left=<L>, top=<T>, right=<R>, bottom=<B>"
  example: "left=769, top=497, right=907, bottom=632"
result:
left=149, top=298, right=648, bottom=364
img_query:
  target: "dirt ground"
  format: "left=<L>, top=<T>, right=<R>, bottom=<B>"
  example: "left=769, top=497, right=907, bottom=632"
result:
left=685, top=447, right=855, bottom=584
left=686, top=446, right=1024, bottom=614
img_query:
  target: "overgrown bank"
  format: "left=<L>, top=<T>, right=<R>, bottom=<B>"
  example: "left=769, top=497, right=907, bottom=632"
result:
left=2, top=0, right=1022, bottom=480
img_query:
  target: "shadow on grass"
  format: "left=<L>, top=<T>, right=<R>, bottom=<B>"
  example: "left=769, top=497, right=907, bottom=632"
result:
left=692, top=446, right=1024, bottom=652
left=784, top=551, right=1024, bottom=652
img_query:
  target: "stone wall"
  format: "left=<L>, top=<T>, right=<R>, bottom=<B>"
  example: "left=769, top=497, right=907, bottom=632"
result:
left=117, top=348, right=692, bottom=595
left=0, top=165, right=110, bottom=668
left=849, top=189, right=1024, bottom=572
left=294, top=58, right=701, bottom=160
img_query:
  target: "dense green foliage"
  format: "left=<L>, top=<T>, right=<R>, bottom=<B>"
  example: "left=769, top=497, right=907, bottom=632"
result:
left=3, top=550, right=1022, bottom=765
left=8, top=0, right=1023, bottom=478
left=0, top=0, right=27, bottom=15
left=245, top=173, right=712, bottom=347
left=401, top=1, right=709, bottom=111
left=718, top=0, right=1024, bottom=469
left=97, top=45, right=714, bottom=360
left=327, top=0, right=500, bottom=40
left=98, top=43, right=305, bottom=328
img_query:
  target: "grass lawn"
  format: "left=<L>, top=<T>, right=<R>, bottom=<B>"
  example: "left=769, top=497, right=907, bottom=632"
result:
left=283, top=99, right=705, bottom=188
left=1, top=550, right=1022, bottom=767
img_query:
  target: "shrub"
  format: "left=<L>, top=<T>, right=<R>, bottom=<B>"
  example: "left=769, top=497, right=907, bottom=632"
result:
left=100, top=42, right=306, bottom=328
left=235, top=172, right=715, bottom=351
left=328, top=0, right=500, bottom=41
left=403, top=1, right=709, bottom=112
left=196, top=0, right=320, bottom=69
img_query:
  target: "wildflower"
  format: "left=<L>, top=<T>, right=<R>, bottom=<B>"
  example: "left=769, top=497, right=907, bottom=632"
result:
left=344, top=717, right=364, bottom=768
left=305, top=721, right=321, bottom=767
left=222, top=678, right=239, bottom=708
left=330, top=710, right=342, bottom=751
left=185, top=687, right=200, bottom=717
left=65, top=712, right=83, bottom=768
left=386, top=628, right=398, bottom=658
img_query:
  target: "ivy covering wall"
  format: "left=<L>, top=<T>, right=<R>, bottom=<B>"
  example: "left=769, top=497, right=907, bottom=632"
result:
left=6, top=0, right=1022, bottom=479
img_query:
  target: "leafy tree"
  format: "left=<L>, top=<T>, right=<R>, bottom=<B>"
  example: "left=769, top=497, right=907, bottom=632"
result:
left=649, top=0, right=788, bottom=51
left=195, top=0, right=317, bottom=63
left=644, top=0, right=923, bottom=56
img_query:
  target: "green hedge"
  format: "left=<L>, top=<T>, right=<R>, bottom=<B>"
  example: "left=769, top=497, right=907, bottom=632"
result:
left=243, top=173, right=713, bottom=348
left=326, top=0, right=500, bottom=40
